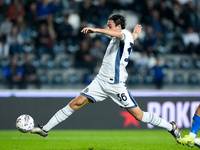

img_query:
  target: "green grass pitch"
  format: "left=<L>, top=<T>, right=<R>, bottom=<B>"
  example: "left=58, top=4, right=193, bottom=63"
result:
left=0, top=129, right=198, bottom=150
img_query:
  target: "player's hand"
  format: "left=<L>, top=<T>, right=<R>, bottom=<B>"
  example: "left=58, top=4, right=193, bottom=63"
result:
left=133, top=24, right=142, bottom=35
left=81, top=27, right=96, bottom=34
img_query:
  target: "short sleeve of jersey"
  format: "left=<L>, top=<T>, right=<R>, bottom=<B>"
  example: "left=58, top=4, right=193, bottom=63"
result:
left=120, top=31, right=126, bottom=43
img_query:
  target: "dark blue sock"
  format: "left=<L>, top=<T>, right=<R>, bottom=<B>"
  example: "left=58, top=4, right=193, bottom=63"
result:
left=191, top=114, right=200, bottom=135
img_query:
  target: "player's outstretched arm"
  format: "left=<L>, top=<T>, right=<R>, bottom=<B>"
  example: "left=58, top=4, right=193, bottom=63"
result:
left=81, top=27, right=97, bottom=34
left=81, top=27, right=123, bottom=39
left=131, top=24, right=142, bottom=41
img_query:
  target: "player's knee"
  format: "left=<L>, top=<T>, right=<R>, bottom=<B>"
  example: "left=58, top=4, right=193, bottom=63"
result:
left=69, top=99, right=82, bottom=107
left=69, top=97, right=88, bottom=110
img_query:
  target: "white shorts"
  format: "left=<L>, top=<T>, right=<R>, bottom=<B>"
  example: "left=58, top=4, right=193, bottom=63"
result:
left=80, top=77, right=138, bottom=109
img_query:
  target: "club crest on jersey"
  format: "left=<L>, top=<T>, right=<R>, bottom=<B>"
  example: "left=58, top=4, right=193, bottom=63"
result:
left=84, top=87, right=89, bottom=93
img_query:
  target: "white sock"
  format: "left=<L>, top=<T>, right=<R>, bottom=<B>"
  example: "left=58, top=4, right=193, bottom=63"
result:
left=142, top=111, right=172, bottom=131
left=189, top=132, right=196, bottom=139
left=43, top=104, right=74, bottom=131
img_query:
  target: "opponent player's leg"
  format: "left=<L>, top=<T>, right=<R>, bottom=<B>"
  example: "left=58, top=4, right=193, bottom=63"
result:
left=178, top=104, right=200, bottom=147
left=31, top=95, right=90, bottom=137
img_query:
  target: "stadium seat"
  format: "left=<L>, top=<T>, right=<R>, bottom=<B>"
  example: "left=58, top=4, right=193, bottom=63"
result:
left=30, top=58, right=41, bottom=69
left=59, top=58, right=73, bottom=69
left=31, top=29, right=38, bottom=39
left=156, top=45, right=169, bottom=54
left=0, top=57, right=10, bottom=67
left=128, top=74, right=141, bottom=85
left=163, top=74, right=170, bottom=84
left=66, top=44, right=79, bottom=54
left=173, top=73, right=185, bottom=84
left=44, top=58, right=56, bottom=69
left=52, top=74, right=64, bottom=85
left=54, top=14, right=64, bottom=24
left=188, top=73, right=199, bottom=85
left=23, top=44, right=35, bottom=54
left=66, top=73, right=80, bottom=84
left=165, top=59, right=176, bottom=69
left=53, top=42, right=65, bottom=54
left=194, top=59, right=200, bottom=69
left=179, top=58, right=192, bottom=70
left=38, top=73, right=49, bottom=84
left=143, top=74, right=154, bottom=85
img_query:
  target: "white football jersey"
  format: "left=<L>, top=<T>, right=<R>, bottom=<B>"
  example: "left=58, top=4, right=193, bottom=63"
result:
left=97, top=29, right=134, bottom=83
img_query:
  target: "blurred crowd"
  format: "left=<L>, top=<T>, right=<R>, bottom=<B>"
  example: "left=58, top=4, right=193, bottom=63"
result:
left=0, top=0, right=199, bottom=89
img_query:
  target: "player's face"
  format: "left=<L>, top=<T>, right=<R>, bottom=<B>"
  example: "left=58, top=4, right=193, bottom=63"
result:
left=107, top=20, right=119, bottom=30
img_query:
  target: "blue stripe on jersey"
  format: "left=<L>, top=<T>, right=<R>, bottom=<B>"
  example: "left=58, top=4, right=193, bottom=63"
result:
left=128, top=90, right=138, bottom=106
left=114, top=40, right=124, bottom=83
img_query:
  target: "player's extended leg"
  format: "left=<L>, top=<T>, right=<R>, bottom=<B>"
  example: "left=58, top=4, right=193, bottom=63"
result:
left=177, top=104, right=200, bottom=147
left=127, top=107, right=181, bottom=141
left=31, top=95, right=91, bottom=137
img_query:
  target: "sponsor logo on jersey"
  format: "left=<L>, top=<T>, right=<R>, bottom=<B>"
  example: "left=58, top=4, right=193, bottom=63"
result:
left=84, top=87, right=89, bottom=93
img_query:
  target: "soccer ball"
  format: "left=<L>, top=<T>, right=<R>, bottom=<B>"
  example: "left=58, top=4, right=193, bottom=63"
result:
left=16, top=115, right=34, bottom=133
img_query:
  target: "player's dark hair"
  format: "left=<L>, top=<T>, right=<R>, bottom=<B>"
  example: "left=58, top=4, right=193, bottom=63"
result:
left=108, top=14, right=126, bottom=29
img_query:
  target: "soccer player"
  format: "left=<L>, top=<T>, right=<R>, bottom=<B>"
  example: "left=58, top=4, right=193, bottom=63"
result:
left=31, top=14, right=181, bottom=142
left=178, top=104, right=200, bottom=148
